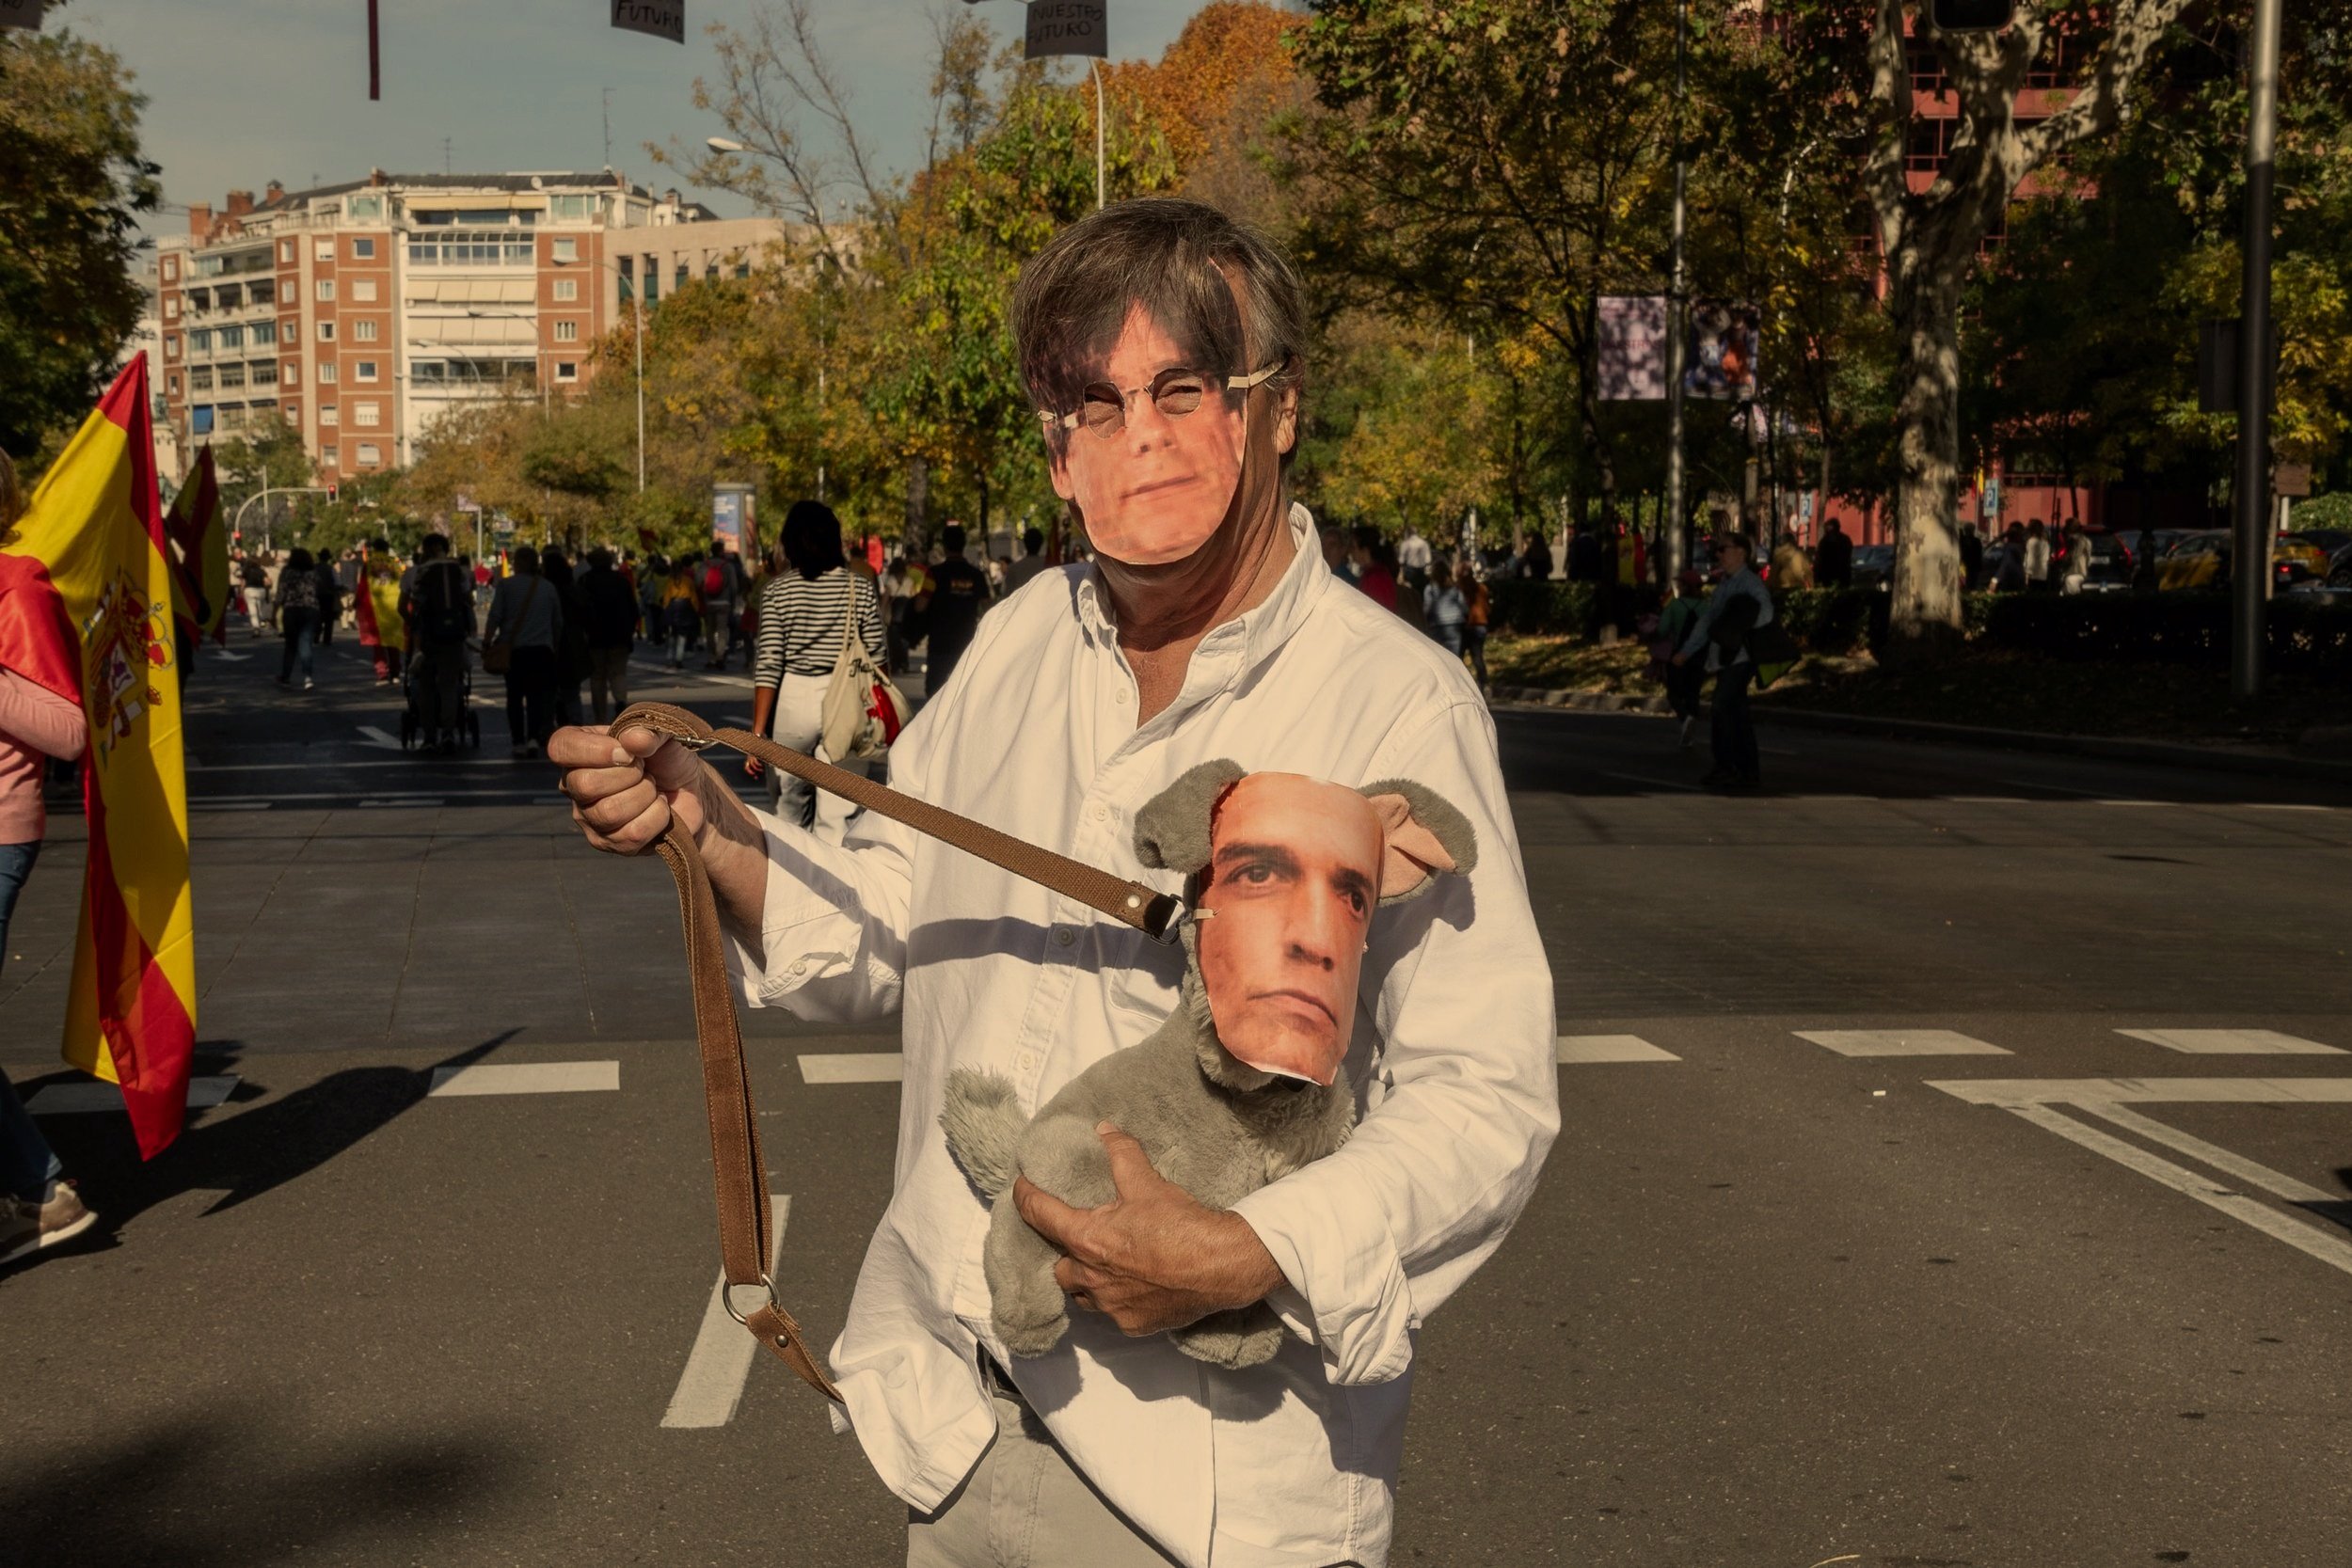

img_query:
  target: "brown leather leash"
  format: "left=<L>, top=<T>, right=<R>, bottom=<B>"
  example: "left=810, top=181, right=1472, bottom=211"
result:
left=609, top=701, right=1184, bottom=1403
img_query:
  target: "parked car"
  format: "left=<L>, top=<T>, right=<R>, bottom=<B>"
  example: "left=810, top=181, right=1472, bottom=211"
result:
left=2157, top=530, right=2324, bottom=591
left=2056, top=528, right=2135, bottom=592
left=2328, top=539, right=2352, bottom=588
left=1851, top=543, right=1895, bottom=589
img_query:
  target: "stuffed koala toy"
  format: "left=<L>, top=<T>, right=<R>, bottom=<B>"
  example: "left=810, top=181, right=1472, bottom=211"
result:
left=939, top=760, right=1477, bottom=1370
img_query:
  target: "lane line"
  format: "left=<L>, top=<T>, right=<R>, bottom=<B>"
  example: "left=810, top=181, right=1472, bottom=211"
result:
left=1929, top=1077, right=2352, bottom=1106
left=1557, top=1034, right=1679, bottom=1064
left=1796, top=1029, right=2009, bottom=1057
left=1597, top=771, right=1702, bottom=793
left=2117, top=1027, right=2344, bottom=1056
left=1942, top=795, right=2028, bottom=804
left=427, top=1061, right=620, bottom=1097
left=2001, top=1102, right=2352, bottom=1280
left=663, top=1196, right=792, bottom=1429
left=357, top=798, right=446, bottom=809
left=2072, top=1101, right=2340, bottom=1205
left=800, top=1053, right=904, bottom=1085
left=28, top=1075, right=240, bottom=1115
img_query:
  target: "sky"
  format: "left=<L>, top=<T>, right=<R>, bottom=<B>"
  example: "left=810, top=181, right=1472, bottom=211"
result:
left=50, top=0, right=1226, bottom=231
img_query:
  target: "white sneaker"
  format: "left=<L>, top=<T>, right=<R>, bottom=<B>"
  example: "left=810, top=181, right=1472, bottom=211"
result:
left=303, top=679, right=316, bottom=692
left=0, top=1179, right=99, bottom=1267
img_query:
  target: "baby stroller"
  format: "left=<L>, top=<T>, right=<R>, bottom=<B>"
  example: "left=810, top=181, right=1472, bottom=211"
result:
left=398, top=648, right=482, bottom=752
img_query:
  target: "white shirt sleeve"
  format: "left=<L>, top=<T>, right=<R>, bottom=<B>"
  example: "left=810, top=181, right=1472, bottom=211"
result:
left=721, top=709, right=932, bottom=1022
left=1228, top=699, right=1561, bottom=1386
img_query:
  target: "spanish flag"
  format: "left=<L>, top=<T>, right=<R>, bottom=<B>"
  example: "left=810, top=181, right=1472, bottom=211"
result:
left=165, top=446, right=227, bottom=645
left=6, top=355, right=198, bottom=1158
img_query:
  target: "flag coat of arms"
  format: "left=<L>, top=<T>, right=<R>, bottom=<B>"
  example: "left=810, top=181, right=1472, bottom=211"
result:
left=6, top=354, right=198, bottom=1157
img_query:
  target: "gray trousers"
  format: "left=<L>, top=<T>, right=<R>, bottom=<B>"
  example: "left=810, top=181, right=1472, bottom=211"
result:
left=906, top=1388, right=1181, bottom=1568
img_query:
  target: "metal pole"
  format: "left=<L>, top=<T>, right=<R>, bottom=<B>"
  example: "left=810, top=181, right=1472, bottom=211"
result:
left=1662, top=0, right=1690, bottom=581
left=2232, top=0, right=2281, bottom=701
left=1090, top=59, right=1105, bottom=211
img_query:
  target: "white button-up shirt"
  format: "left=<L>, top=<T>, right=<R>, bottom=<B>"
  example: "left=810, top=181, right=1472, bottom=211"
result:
left=725, top=505, right=1558, bottom=1568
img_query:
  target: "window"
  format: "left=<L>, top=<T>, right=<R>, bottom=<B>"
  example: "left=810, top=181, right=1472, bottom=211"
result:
left=354, top=402, right=380, bottom=428
left=217, top=364, right=246, bottom=389
left=321, top=445, right=336, bottom=465
left=551, top=237, right=579, bottom=262
left=189, top=329, right=213, bottom=352
left=283, top=360, right=299, bottom=388
left=167, top=373, right=180, bottom=396
left=548, top=194, right=594, bottom=221
left=555, top=361, right=579, bottom=382
left=278, top=240, right=294, bottom=263
left=352, top=278, right=377, bottom=302
left=188, top=286, right=212, bottom=312
left=353, top=319, right=378, bottom=342
left=280, top=321, right=297, bottom=344
left=357, top=443, right=382, bottom=466
left=219, top=325, right=244, bottom=350
left=216, top=283, right=242, bottom=309
left=162, top=256, right=178, bottom=281
left=617, top=255, right=634, bottom=300
left=190, top=367, right=215, bottom=391
left=351, top=237, right=376, bottom=260
left=165, top=296, right=180, bottom=321
left=248, top=280, right=274, bottom=306
left=193, top=405, right=215, bottom=435
left=316, top=279, right=336, bottom=301
left=314, top=240, right=335, bottom=261
left=320, top=405, right=338, bottom=427
left=284, top=404, right=300, bottom=426
left=318, top=361, right=337, bottom=384
left=317, top=322, right=336, bottom=341
left=356, top=360, right=378, bottom=382
left=165, top=335, right=181, bottom=360
left=405, top=231, right=534, bottom=266
left=248, top=361, right=278, bottom=387
left=552, top=277, right=579, bottom=302
left=552, top=319, right=579, bottom=342
left=347, top=194, right=384, bottom=221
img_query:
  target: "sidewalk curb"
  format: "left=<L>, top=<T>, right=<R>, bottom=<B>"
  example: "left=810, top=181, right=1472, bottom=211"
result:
left=1751, top=705, right=2352, bottom=785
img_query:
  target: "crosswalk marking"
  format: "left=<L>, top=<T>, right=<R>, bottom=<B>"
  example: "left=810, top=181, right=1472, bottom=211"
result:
left=663, top=1196, right=792, bottom=1429
left=1795, top=1029, right=2009, bottom=1057
left=1927, top=1077, right=2352, bottom=1107
left=2116, top=1028, right=2344, bottom=1056
left=427, top=1061, right=620, bottom=1096
left=799, top=1052, right=904, bottom=1084
left=2072, top=1101, right=2340, bottom=1205
left=27, top=1075, right=240, bottom=1116
left=1556, top=1034, right=1679, bottom=1063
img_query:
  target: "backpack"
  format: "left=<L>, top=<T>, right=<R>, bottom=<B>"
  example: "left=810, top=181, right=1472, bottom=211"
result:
left=702, top=561, right=728, bottom=598
left=415, top=562, right=470, bottom=646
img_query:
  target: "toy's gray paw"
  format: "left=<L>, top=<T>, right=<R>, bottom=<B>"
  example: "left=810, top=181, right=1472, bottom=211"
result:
left=1171, top=1306, right=1284, bottom=1370
left=996, top=1306, right=1070, bottom=1359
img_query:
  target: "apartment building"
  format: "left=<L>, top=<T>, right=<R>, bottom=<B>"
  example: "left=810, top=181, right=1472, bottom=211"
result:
left=154, top=171, right=786, bottom=485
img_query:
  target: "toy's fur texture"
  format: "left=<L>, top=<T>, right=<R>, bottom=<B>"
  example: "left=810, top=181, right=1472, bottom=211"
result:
left=939, top=760, right=1477, bottom=1370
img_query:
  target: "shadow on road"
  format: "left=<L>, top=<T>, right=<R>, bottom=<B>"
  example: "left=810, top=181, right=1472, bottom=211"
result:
left=24, top=1031, right=520, bottom=1239
left=0, top=1402, right=530, bottom=1565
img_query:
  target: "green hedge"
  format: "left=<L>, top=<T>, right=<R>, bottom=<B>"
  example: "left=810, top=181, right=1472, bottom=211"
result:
left=1486, top=579, right=1601, bottom=635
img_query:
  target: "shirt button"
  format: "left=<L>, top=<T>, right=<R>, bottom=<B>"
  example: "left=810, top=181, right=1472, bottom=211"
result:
left=1017, top=1050, right=1039, bottom=1069
left=1088, top=802, right=1109, bottom=823
left=1053, top=927, right=1076, bottom=947
left=789, top=959, right=808, bottom=976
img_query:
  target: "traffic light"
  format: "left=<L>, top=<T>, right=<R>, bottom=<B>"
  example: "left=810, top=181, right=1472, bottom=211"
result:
left=1931, top=0, right=2014, bottom=29
left=326, top=484, right=340, bottom=504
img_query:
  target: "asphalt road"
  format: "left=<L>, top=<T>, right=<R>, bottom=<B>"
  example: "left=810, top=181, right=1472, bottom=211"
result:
left=4, top=626, right=2349, bottom=1567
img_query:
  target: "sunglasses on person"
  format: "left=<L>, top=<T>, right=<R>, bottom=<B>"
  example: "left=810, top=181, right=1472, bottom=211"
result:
left=1039, top=363, right=1283, bottom=441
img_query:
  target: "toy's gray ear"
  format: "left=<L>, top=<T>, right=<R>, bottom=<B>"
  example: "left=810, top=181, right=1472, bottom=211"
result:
left=1133, top=759, right=1247, bottom=874
left=1359, top=778, right=1479, bottom=904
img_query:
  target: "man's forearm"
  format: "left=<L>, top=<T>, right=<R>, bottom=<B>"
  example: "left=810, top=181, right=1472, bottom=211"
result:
left=690, top=760, right=771, bottom=960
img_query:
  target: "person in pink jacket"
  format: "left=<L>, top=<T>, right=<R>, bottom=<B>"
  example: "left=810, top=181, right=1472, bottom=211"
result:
left=0, top=452, right=98, bottom=1269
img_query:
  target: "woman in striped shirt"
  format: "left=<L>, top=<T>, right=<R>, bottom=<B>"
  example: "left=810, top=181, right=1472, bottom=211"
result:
left=746, top=499, right=885, bottom=842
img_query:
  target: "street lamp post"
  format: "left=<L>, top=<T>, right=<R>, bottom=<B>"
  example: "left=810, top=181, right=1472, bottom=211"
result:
left=2232, top=0, right=2282, bottom=701
left=1662, top=0, right=1691, bottom=584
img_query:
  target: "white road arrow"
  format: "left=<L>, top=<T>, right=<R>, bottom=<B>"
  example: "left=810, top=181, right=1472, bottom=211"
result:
left=355, top=725, right=406, bottom=752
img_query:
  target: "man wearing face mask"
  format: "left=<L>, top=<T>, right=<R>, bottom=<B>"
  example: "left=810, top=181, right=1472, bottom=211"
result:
left=547, top=199, right=1558, bottom=1568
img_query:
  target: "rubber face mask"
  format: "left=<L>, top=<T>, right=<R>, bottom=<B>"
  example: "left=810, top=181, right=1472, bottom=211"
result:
left=1047, top=306, right=1265, bottom=569
left=1193, top=774, right=1383, bottom=1086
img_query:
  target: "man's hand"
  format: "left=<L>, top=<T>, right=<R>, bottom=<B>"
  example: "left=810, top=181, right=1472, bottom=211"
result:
left=548, top=722, right=711, bottom=854
left=1670, top=651, right=1689, bottom=668
left=1012, top=1124, right=1286, bottom=1338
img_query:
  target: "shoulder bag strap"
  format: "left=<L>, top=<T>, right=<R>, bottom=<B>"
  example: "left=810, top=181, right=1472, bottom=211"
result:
left=608, top=701, right=1183, bottom=1404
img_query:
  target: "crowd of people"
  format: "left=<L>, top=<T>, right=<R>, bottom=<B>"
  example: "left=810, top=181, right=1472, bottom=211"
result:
left=1315, top=522, right=1496, bottom=690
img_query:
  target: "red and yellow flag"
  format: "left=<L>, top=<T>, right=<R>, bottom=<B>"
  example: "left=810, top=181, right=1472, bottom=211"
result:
left=6, top=355, right=198, bottom=1158
left=165, top=447, right=227, bottom=646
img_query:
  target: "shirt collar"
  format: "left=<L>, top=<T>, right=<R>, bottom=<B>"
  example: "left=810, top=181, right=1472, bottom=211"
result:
left=1074, top=502, right=1330, bottom=674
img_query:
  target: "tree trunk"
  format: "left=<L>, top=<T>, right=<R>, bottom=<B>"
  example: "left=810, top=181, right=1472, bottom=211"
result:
left=1885, top=266, right=1966, bottom=665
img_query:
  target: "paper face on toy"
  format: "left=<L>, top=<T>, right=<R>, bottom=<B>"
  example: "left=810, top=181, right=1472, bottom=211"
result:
left=1194, top=773, right=1385, bottom=1087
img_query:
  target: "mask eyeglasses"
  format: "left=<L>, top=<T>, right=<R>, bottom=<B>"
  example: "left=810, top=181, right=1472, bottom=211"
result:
left=1039, top=364, right=1281, bottom=441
